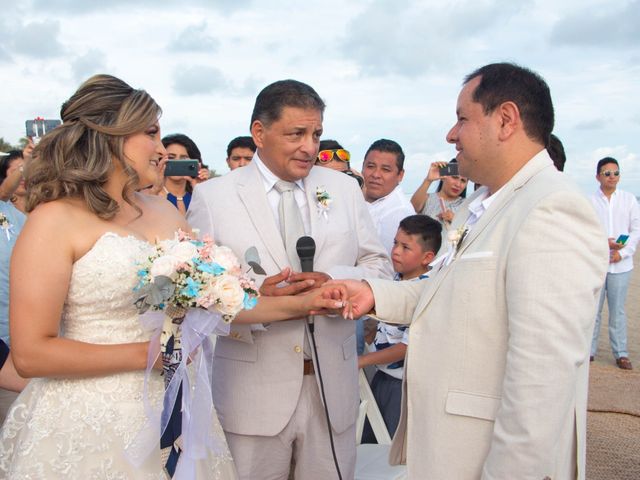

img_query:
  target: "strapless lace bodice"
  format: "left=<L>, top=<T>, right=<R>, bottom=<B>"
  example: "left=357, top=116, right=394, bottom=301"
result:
left=0, top=233, right=236, bottom=479
left=63, top=233, right=154, bottom=344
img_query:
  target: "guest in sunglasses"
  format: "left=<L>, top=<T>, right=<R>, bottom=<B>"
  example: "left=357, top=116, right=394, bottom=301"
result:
left=590, top=157, right=640, bottom=370
left=315, top=140, right=364, bottom=188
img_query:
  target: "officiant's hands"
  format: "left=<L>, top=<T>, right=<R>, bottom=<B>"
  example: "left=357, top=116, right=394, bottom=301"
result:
left=325, top=279, right=375, bottom=320
left=260, top=268, right=331, bottom=296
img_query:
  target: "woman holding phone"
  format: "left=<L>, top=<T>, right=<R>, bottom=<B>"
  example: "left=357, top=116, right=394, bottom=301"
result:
left=411, top=158, right=468, bottom=226
left=156, top=133, right=209, bottom=215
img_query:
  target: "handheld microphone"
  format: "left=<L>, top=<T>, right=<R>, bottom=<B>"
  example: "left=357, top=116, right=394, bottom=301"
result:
left=296, top=236, right=315, bottom=273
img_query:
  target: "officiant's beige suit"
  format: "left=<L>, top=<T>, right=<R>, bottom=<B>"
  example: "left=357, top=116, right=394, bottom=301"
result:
left=187, top=161, right=391, bottom=468
left=368, top=151, right=608, bottom=479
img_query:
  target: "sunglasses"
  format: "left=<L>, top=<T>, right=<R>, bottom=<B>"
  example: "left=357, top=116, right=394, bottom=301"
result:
left=601, top=170, right=620, bottom=177
left=317, top=149, right=350, bottom=163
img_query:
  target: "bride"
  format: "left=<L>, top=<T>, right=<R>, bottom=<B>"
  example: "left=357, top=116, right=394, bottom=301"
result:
left=0, top=75, right=345, bottom=479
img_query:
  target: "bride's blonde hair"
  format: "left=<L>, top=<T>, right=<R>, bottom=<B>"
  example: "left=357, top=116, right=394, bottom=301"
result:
left=26, top=74, right=162, bottom=218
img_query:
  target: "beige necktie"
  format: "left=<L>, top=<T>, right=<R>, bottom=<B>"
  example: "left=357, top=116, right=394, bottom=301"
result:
left=274, top=180, right=304, bottom=270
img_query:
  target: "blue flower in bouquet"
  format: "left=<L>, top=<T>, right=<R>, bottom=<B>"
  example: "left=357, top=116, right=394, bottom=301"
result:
left=243, top=292, right=258, bottom=310
left=195, top=259, right=225, bottom=275
left=181, top=277, right=201, bottom=298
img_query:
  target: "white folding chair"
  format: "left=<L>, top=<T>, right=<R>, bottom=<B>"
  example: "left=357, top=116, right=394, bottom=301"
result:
left=355, top=370, right=407, bottom=480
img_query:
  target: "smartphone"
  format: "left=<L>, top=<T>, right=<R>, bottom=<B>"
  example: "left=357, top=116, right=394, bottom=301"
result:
left=616, top=234, right=629, bottom=246
left=164, top=159, right=199, bottom=177
left=439, top=163, right=459, bottom=177
left=25, top=118, right=61, bottom=139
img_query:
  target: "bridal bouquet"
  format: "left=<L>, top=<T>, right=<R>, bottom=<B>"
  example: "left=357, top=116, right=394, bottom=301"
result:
left=128, top=230, right=259, bottom=478
left=134, top=229, right=258, bottom=320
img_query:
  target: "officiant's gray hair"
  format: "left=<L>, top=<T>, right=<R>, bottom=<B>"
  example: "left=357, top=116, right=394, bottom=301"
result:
left=26, top=74, right=161, bottom=219
left=250, top=79, right=325, bottom=128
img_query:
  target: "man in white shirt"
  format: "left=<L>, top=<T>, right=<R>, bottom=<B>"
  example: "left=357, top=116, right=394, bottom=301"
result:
left=590, top=157, right=640, bottom=370
left=362, top=139, right=415, bottom=255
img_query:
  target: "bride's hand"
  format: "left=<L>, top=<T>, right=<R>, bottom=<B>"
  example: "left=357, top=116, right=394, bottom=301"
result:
left=303, top=283, right=348, bottom=316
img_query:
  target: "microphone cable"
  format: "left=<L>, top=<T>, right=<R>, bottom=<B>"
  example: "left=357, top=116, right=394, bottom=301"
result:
left=307, top=319, right=343, bottom=480
left=296, top=236, right=343, bottom=480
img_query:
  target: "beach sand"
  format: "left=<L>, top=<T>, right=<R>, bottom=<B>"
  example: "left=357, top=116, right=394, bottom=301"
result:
left=587, top=249, right=639, bottom=480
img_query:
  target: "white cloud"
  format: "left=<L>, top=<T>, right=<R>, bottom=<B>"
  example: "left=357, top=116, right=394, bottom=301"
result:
left=550, top=1, right=640, bottom=47
left=167, top=22, right=219, bottom=53
left=10, top=20, right=65, bottom=58
left=71, top=49, right=108, bottom=81
left=172, top=65, right=228, bottom=95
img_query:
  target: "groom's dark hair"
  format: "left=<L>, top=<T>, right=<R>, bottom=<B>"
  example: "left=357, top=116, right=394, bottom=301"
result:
left=250, top=79, right=325, bottom=128
left=464, top=62, right=554, bottom=146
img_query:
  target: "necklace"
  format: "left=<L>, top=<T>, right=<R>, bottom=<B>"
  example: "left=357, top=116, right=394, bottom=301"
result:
left=163, top=186, right=184, bottom=202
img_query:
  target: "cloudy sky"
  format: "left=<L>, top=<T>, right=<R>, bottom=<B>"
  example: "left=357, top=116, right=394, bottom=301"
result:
left=1, top=0, right=638, bottom=196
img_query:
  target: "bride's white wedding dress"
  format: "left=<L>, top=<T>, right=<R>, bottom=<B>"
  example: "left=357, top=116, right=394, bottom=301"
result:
left=0, top=233, right=237, bottom=479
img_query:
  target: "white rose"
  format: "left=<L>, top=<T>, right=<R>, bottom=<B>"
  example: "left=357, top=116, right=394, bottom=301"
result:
left=207, top=274, right=245, bottom=316
left=150, top=255, right=181, bottom=279
left=211, top=245, right=241, bottom=274
left=169, top=241, right=199, bottom=263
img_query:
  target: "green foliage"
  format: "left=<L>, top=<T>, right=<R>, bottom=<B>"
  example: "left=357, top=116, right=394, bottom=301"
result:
left=0, top=137, right=14, bottom=153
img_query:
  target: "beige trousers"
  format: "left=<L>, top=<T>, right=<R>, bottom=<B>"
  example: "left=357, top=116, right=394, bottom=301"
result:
left=225, top=375, right=356, bottom=480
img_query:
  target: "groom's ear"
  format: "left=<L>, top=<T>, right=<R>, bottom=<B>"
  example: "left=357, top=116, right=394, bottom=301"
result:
left=251, top=120, right=265, bottom=149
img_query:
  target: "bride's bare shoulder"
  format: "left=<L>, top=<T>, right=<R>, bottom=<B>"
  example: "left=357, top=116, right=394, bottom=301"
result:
left=133, top=192, right=190, bottom=237
left=27, top=198, right=89, bottom=230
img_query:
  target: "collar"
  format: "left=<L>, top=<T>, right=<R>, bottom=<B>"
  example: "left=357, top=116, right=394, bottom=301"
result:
left=596, top=188, right=617, bottom=199
left=368, top=185, right=403, bottom=206
left=253, top=152, right=305, bottom=193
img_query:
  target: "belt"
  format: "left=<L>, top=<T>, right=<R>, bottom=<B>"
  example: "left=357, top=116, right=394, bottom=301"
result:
left=303, top=359, right=315, bottom=375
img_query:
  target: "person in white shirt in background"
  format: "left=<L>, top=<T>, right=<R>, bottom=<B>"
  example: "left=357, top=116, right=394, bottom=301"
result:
left=590, top=157, right=640, bottom=370
left=362, top=139, right=415, bottom=255
left=359, top=139, right=415, bottom=355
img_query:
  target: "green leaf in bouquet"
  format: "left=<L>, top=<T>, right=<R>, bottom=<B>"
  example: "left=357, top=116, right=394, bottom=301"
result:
left=151, top=275, right=176, bottom=303
left=134, top=275, right=176, bottom=313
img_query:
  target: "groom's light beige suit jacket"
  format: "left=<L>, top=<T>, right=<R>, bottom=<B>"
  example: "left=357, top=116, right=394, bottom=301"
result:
left=187, top=161, right=392, bottom=437
left=368, top=151, right=608, bottom=479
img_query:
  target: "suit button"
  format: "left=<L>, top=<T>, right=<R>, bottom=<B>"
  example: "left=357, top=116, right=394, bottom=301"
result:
left=294, top=345, right=302, bottom=353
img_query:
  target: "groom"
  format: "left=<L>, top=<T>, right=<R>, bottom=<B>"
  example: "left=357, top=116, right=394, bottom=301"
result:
left=341, top=63, right=609, bottom=479
left=187, top=79, right=392, bottom=479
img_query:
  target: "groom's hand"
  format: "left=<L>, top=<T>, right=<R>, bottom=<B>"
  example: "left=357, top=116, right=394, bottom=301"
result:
left=259, top=268, right=315, bottom=297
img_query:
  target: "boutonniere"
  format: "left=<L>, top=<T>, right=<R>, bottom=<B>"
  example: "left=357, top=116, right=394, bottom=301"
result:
left=315, top=186, right=332, bottom=219
left=0, top=213, right=14, bottom=241
left=444, top=225, right=469, bottom=266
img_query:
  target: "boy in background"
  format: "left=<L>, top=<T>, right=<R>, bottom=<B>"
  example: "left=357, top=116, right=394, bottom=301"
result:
left=359, top=214, right=442, bottom=442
